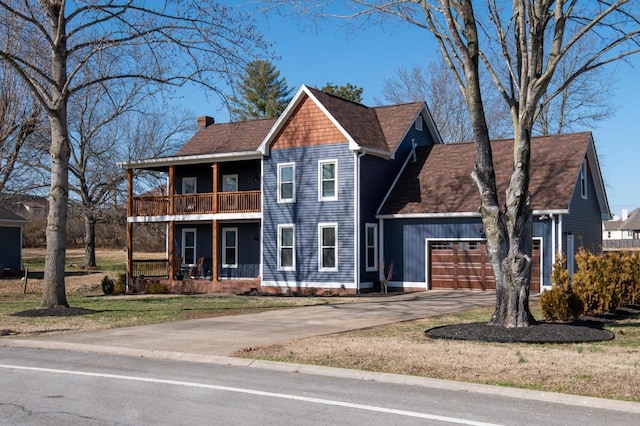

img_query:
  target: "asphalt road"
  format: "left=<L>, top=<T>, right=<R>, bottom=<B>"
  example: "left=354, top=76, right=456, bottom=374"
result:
left=1, top=346, right=638, bottom=426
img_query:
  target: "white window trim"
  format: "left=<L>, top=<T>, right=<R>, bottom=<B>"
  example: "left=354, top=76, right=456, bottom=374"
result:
left=222, top=227, right=238, bottom=268
left=222, top=174, right=238, bottom=192
left=365, top=223, right=378, bottom=272
left=318, top=159, right=338, bottom=201
left=277, top=224, right=296, bottom=271
left=277, top=162, right=296, bottom=203
left=318, top=223, right=338, bottom=272
left=580, top=160, right=588, bottom=200
left=182, top=177, right=197, bottom=194
left=182, top=228, right=197, bottom=265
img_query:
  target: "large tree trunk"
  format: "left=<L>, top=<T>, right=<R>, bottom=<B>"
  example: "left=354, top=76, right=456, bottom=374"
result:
left=455, top=0, right=535, bottom=327
left=84, top=214, right=97, bottom=268
left=40, top=6, right=70, bottom=309
left=40, top=111, right=70, bottom=309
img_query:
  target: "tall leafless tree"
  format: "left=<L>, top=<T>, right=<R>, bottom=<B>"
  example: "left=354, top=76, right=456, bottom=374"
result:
left=271, top=0, right=640, bottom=327
left=0, top=0, right=266, bottom=309
left=67, top=76, right=192, bottom=268
left=0, top=53, right=46, bottom=194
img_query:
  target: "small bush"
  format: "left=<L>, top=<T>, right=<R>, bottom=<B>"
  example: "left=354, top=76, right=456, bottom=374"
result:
left=114, top=273, right=126, bottom=295
left=572, top=250, right=640, bottom=315
left=101, top=275, right=115, bottom=295
left=147, top=282, right=169, bottom=294
left=540, top=254, right=584, bottom=321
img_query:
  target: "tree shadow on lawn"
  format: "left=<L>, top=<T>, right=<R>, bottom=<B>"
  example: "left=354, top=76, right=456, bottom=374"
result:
left=425, top=304, right=640, bottom=343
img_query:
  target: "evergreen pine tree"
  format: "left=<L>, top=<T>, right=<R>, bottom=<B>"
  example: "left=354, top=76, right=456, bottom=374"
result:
left=229, top=60, right=293, bottom=121
left=321, top=82, right=364, bottom=103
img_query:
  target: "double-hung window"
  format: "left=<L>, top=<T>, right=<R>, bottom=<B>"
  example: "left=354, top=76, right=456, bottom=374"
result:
left=318, top=223, right=338, bottom=271
left=278, top=225, right=295, bottom=271
left=278, top=163, right=295, bottom=203
left=318, top=160, right=338, bottom=201
left=222, top=227, right=238, bottom=268
left=365, top=224, right=378, bottom=271
left=182, top=228, right=196, bottom=265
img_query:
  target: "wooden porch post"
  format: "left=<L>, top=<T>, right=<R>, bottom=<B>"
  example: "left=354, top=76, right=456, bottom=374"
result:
left=168, top=221, right=175, bottom=279
left=127, top=222, right=133, bottom=287
left=126, top=169, right=133, bottom=286
left=212, top=163, right=218, bottom=213
left=168, top=165, right=175, bottom=215
left=212, top=219, right=218, bottom=282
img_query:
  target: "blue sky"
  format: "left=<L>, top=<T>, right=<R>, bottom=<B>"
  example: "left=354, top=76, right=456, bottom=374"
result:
left=175, top=5, right=640, bottom=218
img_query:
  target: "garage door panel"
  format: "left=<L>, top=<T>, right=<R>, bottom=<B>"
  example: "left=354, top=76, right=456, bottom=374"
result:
left=429, top=240, right=540, bottom=292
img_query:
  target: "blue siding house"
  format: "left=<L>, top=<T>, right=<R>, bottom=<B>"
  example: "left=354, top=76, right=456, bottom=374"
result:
left=121, top=86, right=609, bottom=295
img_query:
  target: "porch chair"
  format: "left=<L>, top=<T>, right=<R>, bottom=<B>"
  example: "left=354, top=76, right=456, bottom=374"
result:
left=191, top=256, right=205, bottom=279
left=173, top=256, right=183, bottom=279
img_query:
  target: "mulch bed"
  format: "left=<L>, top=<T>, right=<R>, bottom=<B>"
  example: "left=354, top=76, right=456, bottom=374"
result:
left=11, top=307, right=99, bottom=318
left=425, top=321, right=615, bottom=343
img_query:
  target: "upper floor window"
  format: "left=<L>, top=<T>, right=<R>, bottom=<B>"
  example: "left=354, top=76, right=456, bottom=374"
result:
left=183, top=177, right=197, bottom=194
left=222, top=227, right=238, bottom=268
left=278, top=224, right=295, bottom=271
left=319, top=223, right=338, bottom=271
left=580, top=160, right=588, bottom=199
left=223, top=174, right=238, bottom=192
left=415, top=117, right=423, bottom=131
left=365, top=223, right=378, bottom=271
left=319, top=160, right=338, bottom=201
left=278, top=163, right=295, bottom=203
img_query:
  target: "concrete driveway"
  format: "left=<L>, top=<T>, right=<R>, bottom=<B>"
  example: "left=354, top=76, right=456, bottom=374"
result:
left=1, top=290, right=495, bottom=359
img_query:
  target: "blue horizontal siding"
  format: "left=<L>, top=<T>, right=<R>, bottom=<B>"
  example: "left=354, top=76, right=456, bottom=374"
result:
left=263, top=143, right=355, bottom=286
left=384, top=216, right=552, bottom=285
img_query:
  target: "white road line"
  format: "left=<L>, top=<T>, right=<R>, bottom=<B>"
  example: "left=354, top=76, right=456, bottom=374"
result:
left=1, top=363, right=502, bottom=426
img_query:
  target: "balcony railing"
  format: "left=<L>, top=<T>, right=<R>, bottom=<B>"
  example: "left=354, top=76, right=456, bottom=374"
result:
left=131, top=191, right=261, bottom=217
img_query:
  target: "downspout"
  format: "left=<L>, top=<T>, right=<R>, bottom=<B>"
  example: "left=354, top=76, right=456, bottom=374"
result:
left=378, top=218, right=384, bottom=284
left=558, top=215, right=563, bottom=255
left=550, top=213, right=556, bottom=267
left=354, top=150, right=366, bottom=293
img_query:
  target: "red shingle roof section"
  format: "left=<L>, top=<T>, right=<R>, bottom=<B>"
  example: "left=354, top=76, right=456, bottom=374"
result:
left=174, top=118, right=278, bottom=157
left=380, top=132, right=592, bottom=215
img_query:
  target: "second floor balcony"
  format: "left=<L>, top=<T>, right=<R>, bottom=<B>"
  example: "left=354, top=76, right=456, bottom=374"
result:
left=130, top=191, right=261, bottom=217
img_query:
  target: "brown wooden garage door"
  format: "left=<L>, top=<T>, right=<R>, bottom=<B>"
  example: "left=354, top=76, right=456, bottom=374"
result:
left=429, top=240, right=540, bottom=292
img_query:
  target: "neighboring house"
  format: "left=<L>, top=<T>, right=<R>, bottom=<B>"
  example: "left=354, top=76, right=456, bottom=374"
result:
left=121, top=85, right=610, bottom=294
left=603, top=208, right=640, bottom=251
left=0, top=205, right=28, bottom=277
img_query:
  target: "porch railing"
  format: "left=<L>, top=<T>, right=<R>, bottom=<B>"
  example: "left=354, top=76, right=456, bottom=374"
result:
left=131, top=191, right=261, bottom=217
left=132, top=259, right=169, bottom=278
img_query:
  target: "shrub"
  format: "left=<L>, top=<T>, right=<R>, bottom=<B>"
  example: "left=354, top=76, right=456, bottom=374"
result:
left=147, top=282, right=169, bottom=294
left=540, top=254, right=584, bottom=321
left=114, top=273, right=126, bottom=295
left=101, top=275, right=115, bottom=295
left=572, top=250, right=640, bottom=315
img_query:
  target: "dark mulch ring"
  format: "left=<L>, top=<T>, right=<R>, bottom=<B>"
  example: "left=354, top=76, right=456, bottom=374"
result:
left=425, top=321, right=615, bottom=343
left=11, top=307, right=99, bottom=318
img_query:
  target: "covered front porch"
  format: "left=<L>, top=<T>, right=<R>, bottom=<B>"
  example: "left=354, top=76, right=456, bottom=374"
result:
left=126, top=220, right=262, bottom=294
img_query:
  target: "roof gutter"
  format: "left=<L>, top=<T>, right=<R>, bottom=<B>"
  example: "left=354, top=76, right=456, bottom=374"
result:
left=118, top=151, right=262, bottom=170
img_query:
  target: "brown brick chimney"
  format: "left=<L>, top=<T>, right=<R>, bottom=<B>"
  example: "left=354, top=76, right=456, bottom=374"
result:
left=197, top=116, right=214, bottom=129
